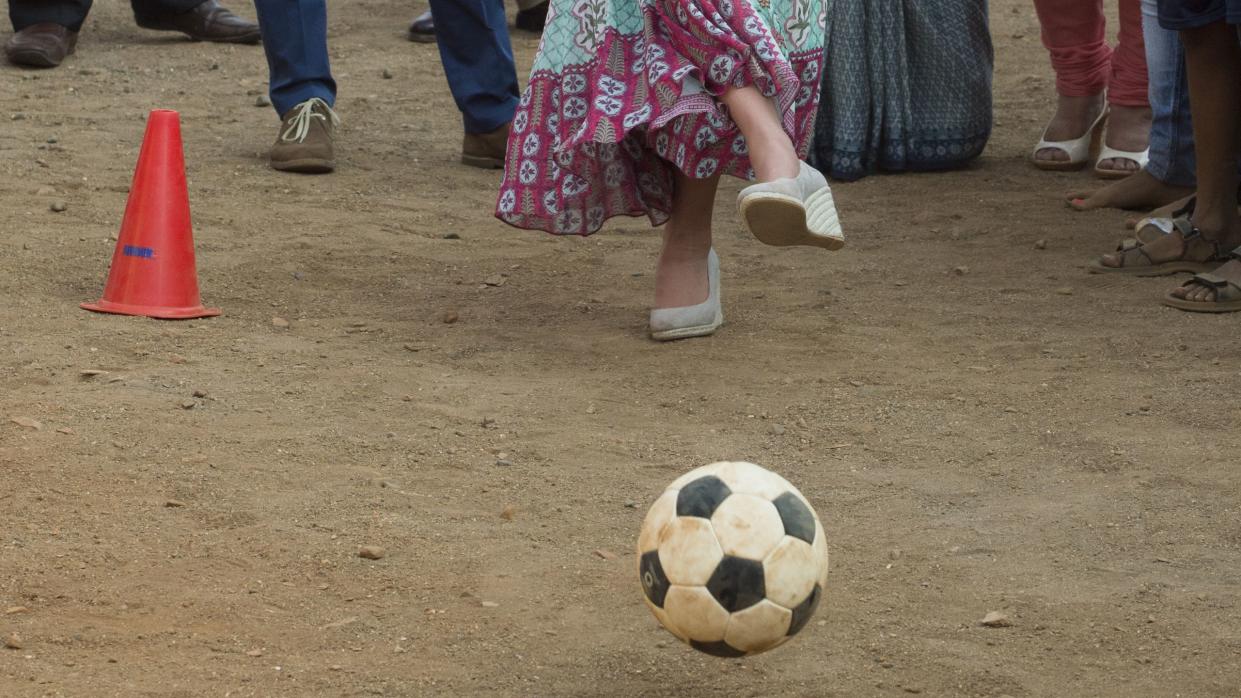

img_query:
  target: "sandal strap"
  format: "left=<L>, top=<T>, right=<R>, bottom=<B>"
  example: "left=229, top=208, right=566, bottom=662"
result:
left=1186, top=272, right=1228, bottom=289
left=1171, top=216, right=1228, bottom=261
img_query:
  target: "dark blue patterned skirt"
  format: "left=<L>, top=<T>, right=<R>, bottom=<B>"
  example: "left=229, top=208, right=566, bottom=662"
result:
left=808, top=0, right=995, bottom=182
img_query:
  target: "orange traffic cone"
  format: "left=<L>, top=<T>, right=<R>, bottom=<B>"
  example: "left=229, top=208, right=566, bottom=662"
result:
left=82, top=109, right=220, bottom=320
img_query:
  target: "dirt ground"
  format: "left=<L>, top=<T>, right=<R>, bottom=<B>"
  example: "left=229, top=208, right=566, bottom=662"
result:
left=2, top=1, right=1239, bottom=696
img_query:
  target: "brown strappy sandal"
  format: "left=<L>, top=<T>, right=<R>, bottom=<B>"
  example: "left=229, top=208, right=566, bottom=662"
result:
left=1089, top=201, right=1229, bottom=276
left=1162, top=246, right=1241, bottom=313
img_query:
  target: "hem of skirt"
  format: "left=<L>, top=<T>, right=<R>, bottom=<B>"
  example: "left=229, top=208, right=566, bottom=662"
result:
left=495, top=208, right=672, bottom=237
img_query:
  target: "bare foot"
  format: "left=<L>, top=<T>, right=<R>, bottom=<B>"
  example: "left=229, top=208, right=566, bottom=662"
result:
left=654, top=235, right=710, bottom=309
left=1096, top=105, right=1152, bottom=174
left=1123, top=193, right=1197, bottom=229
left=1067, top=170, right=1192, bottom=211
left=1034, top=93, right=1104, bottom=165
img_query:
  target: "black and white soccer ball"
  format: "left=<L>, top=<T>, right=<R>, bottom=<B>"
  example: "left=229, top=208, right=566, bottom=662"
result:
left=637, top=461, right=829, bottom=657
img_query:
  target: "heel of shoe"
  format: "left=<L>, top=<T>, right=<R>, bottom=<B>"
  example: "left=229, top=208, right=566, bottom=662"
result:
left=805, top=186, right=843, bottom=244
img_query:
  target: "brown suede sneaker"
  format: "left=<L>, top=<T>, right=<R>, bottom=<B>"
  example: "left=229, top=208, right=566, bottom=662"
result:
left=462, top=123, right=511, bottom=169
left=270, top=98, right=339, bottom=174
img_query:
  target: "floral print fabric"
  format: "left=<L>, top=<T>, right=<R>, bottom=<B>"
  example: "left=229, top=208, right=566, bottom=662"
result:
left=496, top=0, right=826, bottom=236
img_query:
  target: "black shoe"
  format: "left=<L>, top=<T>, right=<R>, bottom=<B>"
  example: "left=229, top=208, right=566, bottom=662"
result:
left=407, top=10, right=435, bottom=43
left=135, top=0, right=261, bottom=44
left=515, top=1, right=548, bottom=32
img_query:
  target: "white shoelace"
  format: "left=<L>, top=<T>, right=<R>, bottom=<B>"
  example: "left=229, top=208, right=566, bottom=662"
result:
left=280, top=98, right=340, bottom=144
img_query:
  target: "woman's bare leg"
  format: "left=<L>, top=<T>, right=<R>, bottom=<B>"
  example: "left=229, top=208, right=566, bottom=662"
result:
left=655, top=170, right=720, bottom=309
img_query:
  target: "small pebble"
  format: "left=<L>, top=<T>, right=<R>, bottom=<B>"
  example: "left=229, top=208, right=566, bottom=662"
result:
left=952, top=266, right=969, bottom=276
left=382, top=68, right=394, bottom=79
left=500, top=505, right=517, bottom=520
left=442, top=310, right=459, bottom=324
left=495, top=459, right=514, bottom=467
left=1034, top=239, right=1048, bottom=250
left=255, top=94, right=272, bottom=107
left=442, top=232, right=461, bottom=240
left=164, top=500, right=186, bottom=508
left=480, top=601, right=499, bottom=608
left=49, top=201, right=67, bottom=213
left=4, top=634, right=21, bottom=650
left=358, top=545, right=386, bottom=560
left=271, top=317, right=290, bottom=328
left=10, top=416, right=42, bottom=430
left=192, top=389, right=208, bottom=398
left=771, top=424, right=786, bottom=436
left=3, top=607, right=28, bottom=615
left=980, top=611, right=1012, bottom=628
left=1055, top=287, right=1074, bottom=296
left=246, top=649, right=264, bottom=657
left=624, top=500, right=637, bottom=509
left=179, top=399, right=197, bottom=410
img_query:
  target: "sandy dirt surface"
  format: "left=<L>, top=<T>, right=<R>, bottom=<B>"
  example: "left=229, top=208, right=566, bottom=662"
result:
left=2, top=1, right=1239, bottom=696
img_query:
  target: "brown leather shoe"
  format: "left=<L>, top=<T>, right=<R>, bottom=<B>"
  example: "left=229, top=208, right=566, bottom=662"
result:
left=462, top=123, right=511, bottom=169
left=135, top=0, right=261, bottom=44
left=270, top=98, right=339, bottom=174
left=4, top=23, right=78, bottom=68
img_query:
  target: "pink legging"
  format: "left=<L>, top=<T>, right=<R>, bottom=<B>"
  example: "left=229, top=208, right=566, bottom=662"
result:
left=1033, top=0, right=1148, bottom=108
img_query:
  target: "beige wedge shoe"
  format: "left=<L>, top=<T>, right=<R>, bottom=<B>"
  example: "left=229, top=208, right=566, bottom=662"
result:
left=737, top=162, right=844, bottom=250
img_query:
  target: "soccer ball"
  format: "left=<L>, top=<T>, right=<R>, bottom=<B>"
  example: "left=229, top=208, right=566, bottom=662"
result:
left=637, top=461, right=829, bottom=657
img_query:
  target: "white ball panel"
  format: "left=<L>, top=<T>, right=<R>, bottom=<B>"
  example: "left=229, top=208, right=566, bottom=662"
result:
left=710, top=461, right=794, bottom=500
left=663, top=585, right=730, bottom=643
left=645, top=598, right=689, bottom=643
left=710, top=493, right=785, bottom=560
left=638, top=489, right=679, bottom=554
left=658, top=516, right=724, bottom=586
left=724, top=599, right=792, bottom=654
left=763, top=536, right=820, bottom=609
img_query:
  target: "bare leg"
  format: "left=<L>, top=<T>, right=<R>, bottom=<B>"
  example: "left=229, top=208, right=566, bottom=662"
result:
left=1166, top=21, right=1241, bottom=305
left=1103, top=22, right=1241, bottom=274
left=654, top=170, right=720, bottom=309
left=718, top=86, right=799, bottom=181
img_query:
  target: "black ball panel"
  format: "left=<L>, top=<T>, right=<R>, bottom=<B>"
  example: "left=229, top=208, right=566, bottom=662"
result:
left=639, top=550, right=671, bottom=608
left=676, top=476, right=732, bottom=518
left=706, top=556, right=766, bottom=613
left=787, top=584, right=822, bottom=636
left=772, top=492, right=816, bottom=545
left=690, top=639, right=748, bottom=658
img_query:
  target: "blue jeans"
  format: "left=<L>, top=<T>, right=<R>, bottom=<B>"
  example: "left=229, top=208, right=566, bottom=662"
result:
left=427, top=0, right=519, bottom=133
left=253, top=0, right=335, bottom=116
left=1142, top=0, right=1197, bottom=187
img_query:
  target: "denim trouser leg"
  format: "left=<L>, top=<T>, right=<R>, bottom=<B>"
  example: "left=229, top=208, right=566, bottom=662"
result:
left=427, top=0, right=519, bottom=134
left=1141, top=0, right=1197, bottom=187
left=252, top=0, right=336, bottom=116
